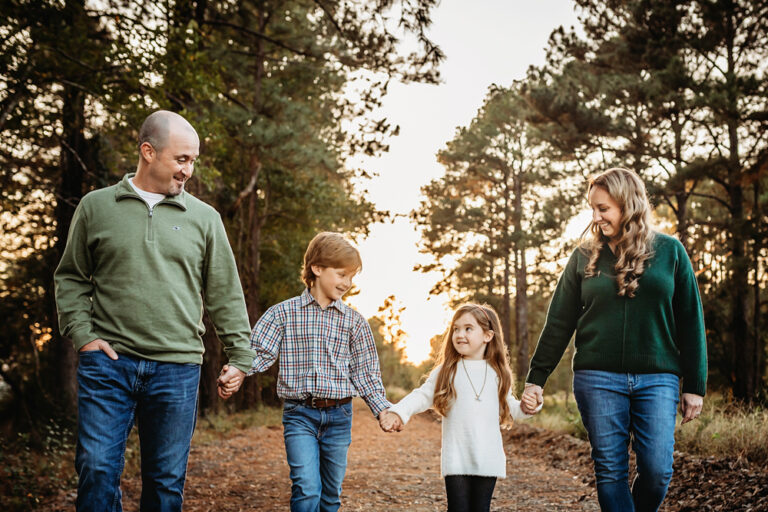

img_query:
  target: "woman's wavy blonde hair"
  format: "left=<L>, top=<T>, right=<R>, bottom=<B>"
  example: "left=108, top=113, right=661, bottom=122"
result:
left=581, top=168, right=655, bottom=298
left=432, top=303, right=515, bottom=426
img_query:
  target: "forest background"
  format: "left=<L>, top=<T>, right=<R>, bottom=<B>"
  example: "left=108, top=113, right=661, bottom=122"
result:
left=1, top=0, right=767, bottom=506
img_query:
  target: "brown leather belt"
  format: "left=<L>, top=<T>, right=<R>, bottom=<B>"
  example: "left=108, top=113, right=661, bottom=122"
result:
left=293, top=397, right=352, bottom=408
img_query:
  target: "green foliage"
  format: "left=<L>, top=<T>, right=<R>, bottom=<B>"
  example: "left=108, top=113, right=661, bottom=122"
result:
left=413, top=83, right=581, bottom=379
left=0, top=420, right=77, bottom=511
left=521, top=0, right=768, bottom=401
left=1, top=0, right=444, bottom=430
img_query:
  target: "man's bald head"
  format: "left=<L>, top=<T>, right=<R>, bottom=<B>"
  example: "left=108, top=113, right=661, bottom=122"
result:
left=138, top=110, right=198, bottom=153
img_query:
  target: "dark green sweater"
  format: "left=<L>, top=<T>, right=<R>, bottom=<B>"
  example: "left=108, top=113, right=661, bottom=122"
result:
left=526, top=233, right=707, bottom=396
left=54, top=174, right=255, bottom=372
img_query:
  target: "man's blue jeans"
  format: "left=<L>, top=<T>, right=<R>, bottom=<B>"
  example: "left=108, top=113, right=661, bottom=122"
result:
left=282, top=400, right=353, bottom=512
left=574, top=370, right=679, bottom=512
left=75, top=350, right=200, bottom=512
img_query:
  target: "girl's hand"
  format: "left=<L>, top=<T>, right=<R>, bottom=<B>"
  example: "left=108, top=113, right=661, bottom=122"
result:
left=379, top=410, right=403, bottom=432
left=521, top=383, right=543, bottom=415
left=680, top=393, right=703, bottom=424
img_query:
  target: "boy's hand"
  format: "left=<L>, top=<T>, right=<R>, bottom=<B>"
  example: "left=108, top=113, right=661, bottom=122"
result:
left=378, top=410, right=403, bottom=432
left=217, top=364, right=245, bottom=399
left=521, top=383, right=543, bottom=415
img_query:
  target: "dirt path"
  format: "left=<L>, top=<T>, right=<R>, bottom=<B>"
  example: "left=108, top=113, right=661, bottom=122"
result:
left=40, top=398, right=768, bottom=511
left=114, top=398, right=596, bottom=511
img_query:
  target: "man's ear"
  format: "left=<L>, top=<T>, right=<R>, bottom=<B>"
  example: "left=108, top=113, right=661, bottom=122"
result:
left=311, top=265, right=323, bottom=277
left=140, top=142, right=155, bottom=163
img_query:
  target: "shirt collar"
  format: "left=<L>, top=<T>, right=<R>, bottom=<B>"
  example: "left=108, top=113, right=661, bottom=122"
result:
left=115, top=173, right=187, bottom=210
left=299, top=288, right=347, bottom=314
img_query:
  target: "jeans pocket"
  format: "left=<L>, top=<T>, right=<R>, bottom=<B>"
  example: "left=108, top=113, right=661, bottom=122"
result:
left=340, top=401, right=353, bottom=418
left=77, top=350, right=107, bottom=370
left=283, top=400, right=301, bottom=413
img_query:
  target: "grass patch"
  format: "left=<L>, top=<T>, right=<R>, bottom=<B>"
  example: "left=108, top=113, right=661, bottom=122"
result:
left=674, top=395, right=768, bottom=464
left=193, top=405, right=283, bottom=445
left=521, top=390, right=768, bottom=466
left=524, top=390, right=588, bottom=439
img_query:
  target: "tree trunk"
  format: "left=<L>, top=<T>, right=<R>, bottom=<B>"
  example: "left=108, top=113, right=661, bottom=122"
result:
left=48, top=79, right=87, bottom=415
left=498, top=165, right=513, bottom=374
left=724, top=12, right=756, bottom=401
left=513, top=174, right=529, bottom=383
left=199, top=315, right=222, bottom=417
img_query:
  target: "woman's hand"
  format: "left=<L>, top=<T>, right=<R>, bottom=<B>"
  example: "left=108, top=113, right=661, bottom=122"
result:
left=521, top=383, right=543, bottom=415
left=680, top=393, right=703, bottom=424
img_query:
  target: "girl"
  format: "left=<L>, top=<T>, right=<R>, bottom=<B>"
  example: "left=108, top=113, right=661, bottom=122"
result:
left=522, top=168, right=707, bottom=512
left=381, top=303, right=540, bottom=512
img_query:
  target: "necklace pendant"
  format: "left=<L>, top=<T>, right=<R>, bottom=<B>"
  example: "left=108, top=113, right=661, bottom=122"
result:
left=475, top=396, right=481, bottom=401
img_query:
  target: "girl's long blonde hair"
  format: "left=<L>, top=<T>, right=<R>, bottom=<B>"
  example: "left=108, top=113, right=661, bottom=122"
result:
left=581, top=167, right=655, bottom=297
left=432, top=303, right=515, bottom=426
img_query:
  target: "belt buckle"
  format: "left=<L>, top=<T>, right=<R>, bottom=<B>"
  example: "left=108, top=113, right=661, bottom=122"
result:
left=310, top=397, right=319, bottom=408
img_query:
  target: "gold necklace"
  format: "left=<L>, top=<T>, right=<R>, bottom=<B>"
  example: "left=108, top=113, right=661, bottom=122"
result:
left=461, top=358, right=487, bottom=401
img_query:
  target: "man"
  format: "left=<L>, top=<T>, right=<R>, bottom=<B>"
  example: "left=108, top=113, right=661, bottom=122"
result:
left=54, top=110, right=254, bottom=511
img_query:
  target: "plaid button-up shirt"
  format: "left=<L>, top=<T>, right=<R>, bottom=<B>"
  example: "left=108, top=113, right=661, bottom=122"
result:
left=248, top=289, right=391, bottom=416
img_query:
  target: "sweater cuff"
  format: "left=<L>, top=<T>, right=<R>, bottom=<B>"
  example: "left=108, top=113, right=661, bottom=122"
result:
left=70, top=327, right=99, bottom=352
left=364, top=394, right=392, bottom=417
left=525, top=368, right=550, bottom=388
left=388, top=403, right=412, bottom=425
left=682, top=379, right=706, bottom=397
left=225, top=346, right=258, bottom=374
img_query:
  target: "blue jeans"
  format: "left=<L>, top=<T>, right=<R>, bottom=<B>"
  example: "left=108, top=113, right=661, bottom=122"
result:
left=282, top=400, right=353, bottom=512
left=574, top=370, right=679, bottom=512
left=75, top=350, right=200, bottom=512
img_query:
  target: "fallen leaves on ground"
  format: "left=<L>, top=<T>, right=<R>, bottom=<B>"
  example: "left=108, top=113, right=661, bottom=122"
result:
left=43, top=399, right=767, bottom=511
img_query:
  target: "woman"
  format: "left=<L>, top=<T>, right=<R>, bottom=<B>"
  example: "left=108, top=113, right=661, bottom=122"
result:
left=521, top=168, right=707, bottom=512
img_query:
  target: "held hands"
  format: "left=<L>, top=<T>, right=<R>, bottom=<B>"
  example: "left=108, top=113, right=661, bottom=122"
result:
left=378, top=409, right=403, bottom=433
left=680, top=393, right=704, bottom=424
left=78, top=338, right=119, bottom=360
left=521, top=383, right=544, bottom=415
left=217, top=364, right=246, bottom=399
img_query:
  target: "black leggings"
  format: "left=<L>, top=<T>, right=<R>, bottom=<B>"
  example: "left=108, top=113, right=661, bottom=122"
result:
left=444, top=475, right=497, bottom=512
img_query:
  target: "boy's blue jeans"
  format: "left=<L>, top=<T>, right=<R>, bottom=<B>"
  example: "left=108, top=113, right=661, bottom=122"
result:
left=75, top=350, right=200, bottom=512
left=282, top=400, right=353, bottom=512
left=573, top=370, right=679, bottom=512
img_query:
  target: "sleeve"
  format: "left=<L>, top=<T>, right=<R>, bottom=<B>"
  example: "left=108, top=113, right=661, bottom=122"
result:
left=526, top=249, right=582, bottom=387
left=349, top=314, right=392, bottom=416
left=388, top=366, right=440, bottom=425
left=201, top=213, right=256, bottom=373
left=53, top=200, right=99, bottom=350
left=248, top=305, right=283, bottom=375
left=506, top=391, right=541, bottom=421
left=672, top=242, right=707, bottom=396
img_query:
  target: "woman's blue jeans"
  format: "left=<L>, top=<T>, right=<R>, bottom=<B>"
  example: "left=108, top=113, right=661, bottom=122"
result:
left=573, top=370, right=679, bottom=512
left=75, top=350, right=200, bottom=512
left=282, top=400, right=353, bottom=512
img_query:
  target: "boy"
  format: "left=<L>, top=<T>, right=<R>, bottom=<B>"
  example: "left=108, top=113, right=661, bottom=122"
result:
left=246, top=231, right=391, bottom=511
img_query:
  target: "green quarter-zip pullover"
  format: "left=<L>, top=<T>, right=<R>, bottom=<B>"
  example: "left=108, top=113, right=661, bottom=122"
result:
left=526, top=233, right=707, bottom=396
left=54, top=173, right=255, bottom=372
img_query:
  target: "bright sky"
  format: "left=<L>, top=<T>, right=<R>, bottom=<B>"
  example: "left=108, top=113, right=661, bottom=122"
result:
left=346, top=1, right=581, bottom=363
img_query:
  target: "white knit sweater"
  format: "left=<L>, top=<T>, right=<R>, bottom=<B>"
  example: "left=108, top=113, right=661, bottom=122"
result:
left=389, top=360, right=533, bottom=478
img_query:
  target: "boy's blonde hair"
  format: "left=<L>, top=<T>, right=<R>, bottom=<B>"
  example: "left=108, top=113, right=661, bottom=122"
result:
left=301, top=232, right=363, bottom=288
